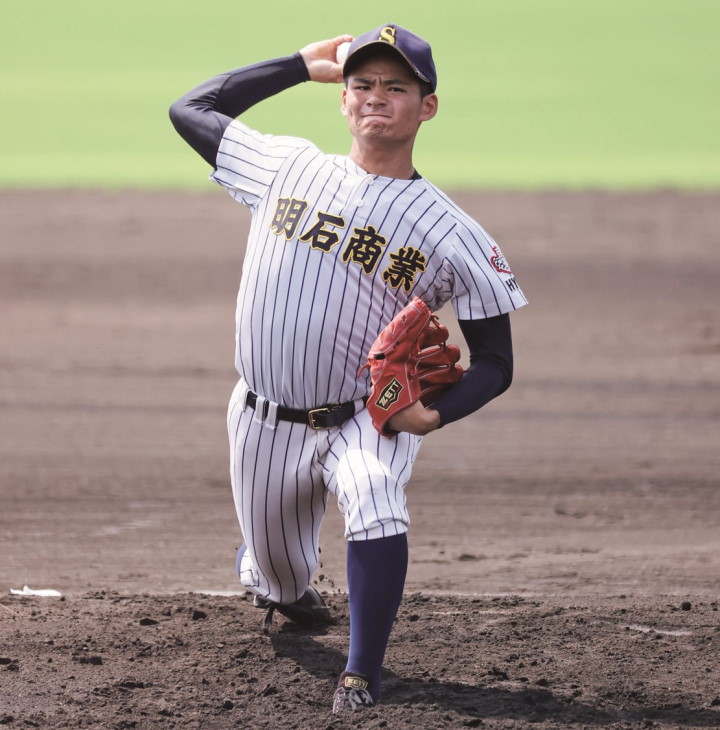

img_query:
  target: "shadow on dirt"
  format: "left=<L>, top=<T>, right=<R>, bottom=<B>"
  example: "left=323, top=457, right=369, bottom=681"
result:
left=271, top=629, right=720, bottom=727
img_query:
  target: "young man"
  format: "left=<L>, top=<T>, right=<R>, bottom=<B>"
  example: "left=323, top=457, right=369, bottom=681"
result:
left=170, top=24, right=527, bottom=712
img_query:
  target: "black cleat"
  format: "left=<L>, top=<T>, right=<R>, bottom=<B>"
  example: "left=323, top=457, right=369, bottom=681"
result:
left=332, top=673, right=375, bottom=713
left=253, top=585, right=331, bottom=633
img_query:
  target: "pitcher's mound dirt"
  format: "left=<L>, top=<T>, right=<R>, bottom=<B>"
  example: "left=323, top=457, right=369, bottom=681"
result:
left=1, top=189, right=719, bottom=728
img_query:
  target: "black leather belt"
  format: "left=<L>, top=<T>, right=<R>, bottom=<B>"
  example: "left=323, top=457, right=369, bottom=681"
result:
left=246, top=390, right=365, bottom=430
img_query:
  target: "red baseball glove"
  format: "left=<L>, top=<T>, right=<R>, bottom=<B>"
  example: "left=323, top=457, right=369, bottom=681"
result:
left=359, top=297, right=463, bottom=436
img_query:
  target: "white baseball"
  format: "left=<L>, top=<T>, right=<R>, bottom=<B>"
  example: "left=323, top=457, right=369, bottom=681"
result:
left=336, top=41, right=352, bottom=65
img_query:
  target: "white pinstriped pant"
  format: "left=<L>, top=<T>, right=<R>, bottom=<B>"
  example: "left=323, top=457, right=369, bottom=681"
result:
left=227, top=378, right=422, bottom=604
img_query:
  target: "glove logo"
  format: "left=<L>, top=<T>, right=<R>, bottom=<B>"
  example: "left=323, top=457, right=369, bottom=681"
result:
left=362, top=297, right=463, bottom=436
left=376, top=379, right=403, bottom=410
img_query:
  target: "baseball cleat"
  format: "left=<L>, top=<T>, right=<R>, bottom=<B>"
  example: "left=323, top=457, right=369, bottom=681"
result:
left=332, top=673, right=375, bottom=713
left=252, top=594, right=272, bottom=609
left=253, top=585, right=332, bottom=633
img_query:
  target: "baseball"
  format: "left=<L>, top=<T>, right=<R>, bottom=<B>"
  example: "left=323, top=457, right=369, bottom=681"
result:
left=336, top=41, right=352, bottom=65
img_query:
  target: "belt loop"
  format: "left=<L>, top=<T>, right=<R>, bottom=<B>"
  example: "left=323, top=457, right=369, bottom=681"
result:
left=265, top=401, right=278, bottom=430
left=240, top=381, right=251, bottom=411
left=252, top=395, right=268, bottom=425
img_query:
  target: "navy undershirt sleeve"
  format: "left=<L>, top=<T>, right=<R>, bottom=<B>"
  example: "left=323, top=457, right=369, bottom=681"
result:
left=431, top=314, right=514, bottom=427
left=169, top=53, right=310, bottom=167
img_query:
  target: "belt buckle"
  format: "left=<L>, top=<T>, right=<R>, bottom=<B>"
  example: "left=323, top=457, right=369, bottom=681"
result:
left=308, top=404, right=340, bottom=430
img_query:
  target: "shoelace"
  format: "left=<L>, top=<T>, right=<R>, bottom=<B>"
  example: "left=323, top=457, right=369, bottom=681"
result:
left=336, top=686, right=374, bottom=710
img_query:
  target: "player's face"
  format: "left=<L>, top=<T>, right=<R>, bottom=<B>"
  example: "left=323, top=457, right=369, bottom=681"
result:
left=341, top=54, right=438, bottom=146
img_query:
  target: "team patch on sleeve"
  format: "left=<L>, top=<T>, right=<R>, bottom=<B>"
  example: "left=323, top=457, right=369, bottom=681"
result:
left=490, top=245, right=512, bottom=274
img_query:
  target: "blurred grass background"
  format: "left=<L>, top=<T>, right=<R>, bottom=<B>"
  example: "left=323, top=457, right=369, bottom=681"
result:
left=2, top=0, right=718, bottom=189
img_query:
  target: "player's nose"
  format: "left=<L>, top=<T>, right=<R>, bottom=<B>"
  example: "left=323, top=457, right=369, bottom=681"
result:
left=365, top=87, right=387, bottom=106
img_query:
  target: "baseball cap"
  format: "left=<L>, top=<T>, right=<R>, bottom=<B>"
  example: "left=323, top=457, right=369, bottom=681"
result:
left=343, top=24, right=437, bottom=92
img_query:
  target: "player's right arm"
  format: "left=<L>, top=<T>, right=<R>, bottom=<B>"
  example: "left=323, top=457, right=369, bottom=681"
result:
left=169, top=36, right=351, bottom=167
left=169, top=55, right=309, bottom=166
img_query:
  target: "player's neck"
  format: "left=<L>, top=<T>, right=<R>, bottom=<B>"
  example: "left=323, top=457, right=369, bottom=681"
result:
left=348, top=141, right=417, bottom=180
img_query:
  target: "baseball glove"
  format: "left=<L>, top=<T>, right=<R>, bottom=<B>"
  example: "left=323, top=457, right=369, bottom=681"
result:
left=359, top=297, right=463, bottom=436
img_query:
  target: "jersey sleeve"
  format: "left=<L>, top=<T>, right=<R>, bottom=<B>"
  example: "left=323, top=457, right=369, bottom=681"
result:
left=444, top=221, right=528, bottom=320
left=209, top=120, right=314, bottom=209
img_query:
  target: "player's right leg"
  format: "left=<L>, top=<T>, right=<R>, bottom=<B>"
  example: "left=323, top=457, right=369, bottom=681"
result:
left=227, top=379, right=327, bottom=605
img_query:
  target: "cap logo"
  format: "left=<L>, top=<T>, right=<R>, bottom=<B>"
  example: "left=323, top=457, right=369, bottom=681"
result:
left=379, top=26, right=397, bottom=45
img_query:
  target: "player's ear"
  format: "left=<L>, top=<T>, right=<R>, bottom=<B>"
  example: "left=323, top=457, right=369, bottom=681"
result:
left=420, top=93, right=438, bottom=122
left=341, top=87, right=348, bottom=117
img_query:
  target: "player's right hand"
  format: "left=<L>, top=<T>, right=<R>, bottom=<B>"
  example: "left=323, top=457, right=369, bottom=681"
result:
left=299, top=35, right=354, bottom=84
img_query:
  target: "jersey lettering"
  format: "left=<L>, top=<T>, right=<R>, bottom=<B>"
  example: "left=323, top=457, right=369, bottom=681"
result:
left=505, top=276, right=520, bottom=292
left=270, top=198, right=308, bottom=239
left=382, top=246, right=427, bottom=291
left=341, top=225, right=388, bottom=274
left=299, top=212, right=346, bottom=252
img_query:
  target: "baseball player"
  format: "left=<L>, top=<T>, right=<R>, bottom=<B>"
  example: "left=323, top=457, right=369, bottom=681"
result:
left=170, top=24, right=527, bottom=712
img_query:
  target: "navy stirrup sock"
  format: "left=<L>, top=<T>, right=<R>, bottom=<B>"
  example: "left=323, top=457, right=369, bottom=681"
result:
left=345, top=532, right=408, bottom=701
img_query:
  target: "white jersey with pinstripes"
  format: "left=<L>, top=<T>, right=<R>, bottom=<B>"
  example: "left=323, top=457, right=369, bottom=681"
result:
left=211, top=119, right=527, bottom=410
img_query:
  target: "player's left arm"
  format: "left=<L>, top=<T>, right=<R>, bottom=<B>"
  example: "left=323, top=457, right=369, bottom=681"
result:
left=387, top=313, right=513, bottom=435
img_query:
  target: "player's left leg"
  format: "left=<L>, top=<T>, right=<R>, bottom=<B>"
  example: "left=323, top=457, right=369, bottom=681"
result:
left=323, top=408, right=422, bottom=707
left=323, top=407, right=421, bottom=542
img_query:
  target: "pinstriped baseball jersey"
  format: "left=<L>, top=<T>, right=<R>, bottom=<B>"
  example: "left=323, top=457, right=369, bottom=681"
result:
left=211, top=119, right=527, bottom=410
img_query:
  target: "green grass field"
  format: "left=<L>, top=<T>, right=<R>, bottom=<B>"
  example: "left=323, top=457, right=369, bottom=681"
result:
left=2, top=0, right=718, bottom=189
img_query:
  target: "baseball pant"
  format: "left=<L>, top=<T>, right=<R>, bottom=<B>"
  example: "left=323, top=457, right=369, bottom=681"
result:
left=227, top=378, right=422, bottom=604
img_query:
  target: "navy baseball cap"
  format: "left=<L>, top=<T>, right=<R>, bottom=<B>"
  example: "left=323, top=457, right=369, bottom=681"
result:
left=343, top=24, right=437, bottom=92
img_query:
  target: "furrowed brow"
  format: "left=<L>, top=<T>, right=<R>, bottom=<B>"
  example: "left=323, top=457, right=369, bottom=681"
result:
left=351, top=76, right=413, bottom=87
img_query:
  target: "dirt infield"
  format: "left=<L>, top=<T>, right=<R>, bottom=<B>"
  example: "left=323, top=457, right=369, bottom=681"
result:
left=1, top=190, right=719, bottom=728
